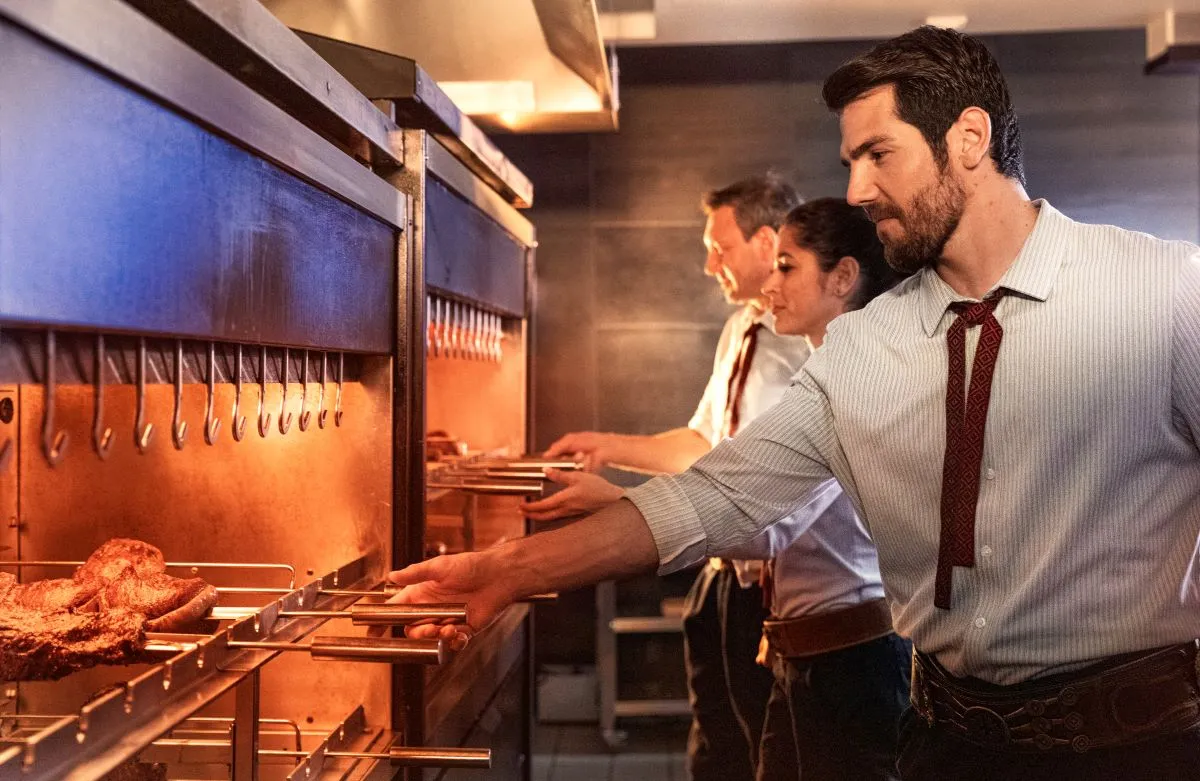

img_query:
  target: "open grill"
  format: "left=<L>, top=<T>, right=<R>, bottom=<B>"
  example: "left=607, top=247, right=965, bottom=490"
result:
left=0, top=557, right=486, bottom=780
left=0, top=0, right=541, bottom=776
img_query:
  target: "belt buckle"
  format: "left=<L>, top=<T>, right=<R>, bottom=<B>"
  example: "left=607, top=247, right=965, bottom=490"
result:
left=963, top=706, right=1011, bottom=748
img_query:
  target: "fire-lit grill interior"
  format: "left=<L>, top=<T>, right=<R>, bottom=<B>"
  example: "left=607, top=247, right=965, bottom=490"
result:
left=0, top=0, right=543, bottom=778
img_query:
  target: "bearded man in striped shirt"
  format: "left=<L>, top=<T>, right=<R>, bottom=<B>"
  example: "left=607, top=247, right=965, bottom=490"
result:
left=388, top=26, right=1200, bottom=781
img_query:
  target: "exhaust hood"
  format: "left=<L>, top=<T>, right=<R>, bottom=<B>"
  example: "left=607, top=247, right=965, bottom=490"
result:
left=261, top=0, right=618, bottom=133
left=1145, top=10, right=1200, bottom=74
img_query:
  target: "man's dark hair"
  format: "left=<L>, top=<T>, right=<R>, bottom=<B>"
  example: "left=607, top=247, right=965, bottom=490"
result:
left=781, top=198, right=911, bottom=311
left=822, top=26, right=1025, bottom=186
left=702, top=174, right=802, bottom=240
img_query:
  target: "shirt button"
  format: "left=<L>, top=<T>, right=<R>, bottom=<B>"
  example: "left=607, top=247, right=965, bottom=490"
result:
left=981, top=545, right=993, bottom=558
left=985, top=468, right=996, bottom=480
left=974, top=617, right=987, bottom=629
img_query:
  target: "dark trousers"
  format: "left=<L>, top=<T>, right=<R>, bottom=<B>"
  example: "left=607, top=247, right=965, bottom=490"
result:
left=756, top=633, right=912, bottom=781
left=683, top=564, right=775, bottom=781
left=897, top=712, right=1200, bottom=780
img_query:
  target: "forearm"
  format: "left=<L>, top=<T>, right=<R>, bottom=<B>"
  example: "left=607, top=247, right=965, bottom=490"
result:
left=495, top=498, right=660, bottom=597
left=607, top=428, right=712, bottom=475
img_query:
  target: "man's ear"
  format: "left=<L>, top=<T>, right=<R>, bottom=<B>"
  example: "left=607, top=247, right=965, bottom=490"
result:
left=755, top=226, right=778, bottom=257
left=950, top=106, right=992, bottom=171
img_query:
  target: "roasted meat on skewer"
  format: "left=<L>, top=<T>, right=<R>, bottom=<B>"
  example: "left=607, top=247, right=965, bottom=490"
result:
left=74, top=539, right=168, bottom=584
left=0, top=604, right=147, bottom=681
left=101, top=571, right=218, bottom=632
left=0, top=539, right=218, bottom=680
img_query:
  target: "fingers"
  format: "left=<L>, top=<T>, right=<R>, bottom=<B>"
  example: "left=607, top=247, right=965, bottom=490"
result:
left=543, top=467, right=577, bottom=486
left=543, top=433, right=583, bottom=458
left=385, top=558, right=444, bottom=588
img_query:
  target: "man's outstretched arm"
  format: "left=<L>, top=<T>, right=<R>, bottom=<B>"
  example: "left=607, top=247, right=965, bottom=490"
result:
left=386, top=498, right=658, bottom=646
left=387, top=360, right=845, bottom=647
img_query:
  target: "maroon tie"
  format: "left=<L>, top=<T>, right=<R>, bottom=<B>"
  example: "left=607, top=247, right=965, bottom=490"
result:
left=723, top=321, right=762, bottom=438
left=934, top=290, right=1008, bottom=610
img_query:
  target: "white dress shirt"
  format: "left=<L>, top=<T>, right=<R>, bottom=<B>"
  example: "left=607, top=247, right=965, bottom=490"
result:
left=722, top=480, right=885, bottom=619
left=629, top=201, right=1200, bottom=684
left=687, top=305, right=809, bottom=586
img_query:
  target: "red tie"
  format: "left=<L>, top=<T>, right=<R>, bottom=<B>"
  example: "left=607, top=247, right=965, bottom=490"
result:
left=723, top=322, right=762, bottom=438
left=934, top=290, right=1008, bottom=610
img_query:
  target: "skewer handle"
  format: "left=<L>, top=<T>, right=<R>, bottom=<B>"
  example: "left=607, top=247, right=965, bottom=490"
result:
left=380, top=746, right=492, bottom=768
left=349, top=603, right=467, bottom=625
left=308, top=636, right=445, bottom=664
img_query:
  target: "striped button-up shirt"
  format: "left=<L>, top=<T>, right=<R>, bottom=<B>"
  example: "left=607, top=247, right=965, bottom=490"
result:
left=628, top=201, right=1200, bottom=684
left=688, top=304, right=810, bottom=587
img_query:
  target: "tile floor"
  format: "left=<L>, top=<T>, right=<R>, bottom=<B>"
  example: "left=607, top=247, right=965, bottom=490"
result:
left=531, top=720, right=689, bottom=781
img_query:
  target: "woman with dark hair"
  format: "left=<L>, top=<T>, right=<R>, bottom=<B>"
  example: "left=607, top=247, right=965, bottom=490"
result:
left=763, top=197, right=907, bottom=343
left=749, top=197, right=912, bottom=781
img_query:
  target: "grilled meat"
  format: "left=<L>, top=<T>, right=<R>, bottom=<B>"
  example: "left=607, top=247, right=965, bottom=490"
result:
left=0, top=571, right=100, bottom=612
left=0, top=605, right=146, bottom=681
left=75, top=539, right=167, bottom=584
left=102, top=571, right=219, bottom=632
left=0, top=539, right=219, bottom=679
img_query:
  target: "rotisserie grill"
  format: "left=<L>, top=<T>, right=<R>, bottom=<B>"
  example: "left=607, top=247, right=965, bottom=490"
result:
left=0, top=0, right=539, bottom=778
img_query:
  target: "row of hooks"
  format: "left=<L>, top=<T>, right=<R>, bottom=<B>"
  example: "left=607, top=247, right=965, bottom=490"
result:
left=426, top=295, right=504, bottom=362
left=0, top=329, right=349, bottom=470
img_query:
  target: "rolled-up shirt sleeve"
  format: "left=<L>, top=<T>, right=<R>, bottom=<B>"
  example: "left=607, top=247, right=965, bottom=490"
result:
left=627, top=361, right=843, bottom=575
left=1173, top=250, right=1200, bottom=451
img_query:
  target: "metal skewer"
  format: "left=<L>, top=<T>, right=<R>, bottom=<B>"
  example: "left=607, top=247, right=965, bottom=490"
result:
left=471, top=459, right=581, bottom=471
left=143, top=635, right=446, bottom=664
left=211, top=586, right=559, bottom=602
left=260, top=746, right=491, bottom=769
left=207, top=603, right=467, bottom=625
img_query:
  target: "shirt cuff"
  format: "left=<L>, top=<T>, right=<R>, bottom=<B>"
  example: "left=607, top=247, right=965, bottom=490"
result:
left=625, top=475, right=709, bottom=576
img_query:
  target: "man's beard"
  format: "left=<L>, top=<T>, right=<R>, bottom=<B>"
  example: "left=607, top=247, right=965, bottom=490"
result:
left=866, top=171, right=966, bottom=274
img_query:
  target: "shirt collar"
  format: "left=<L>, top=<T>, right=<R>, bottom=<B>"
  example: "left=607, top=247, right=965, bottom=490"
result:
left=744, top=303, right=779, bottom=334
left=917, top=199, right=1069, bottom=337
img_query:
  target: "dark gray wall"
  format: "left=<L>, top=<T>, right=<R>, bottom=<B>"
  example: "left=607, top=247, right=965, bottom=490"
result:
left=500, top=28, right=1200, bottom=665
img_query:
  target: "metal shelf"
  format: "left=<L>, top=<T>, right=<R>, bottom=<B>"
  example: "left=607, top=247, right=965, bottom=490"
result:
left=613, top=699, right=692, bottom=718
left=609, top=616, right=683, bottom=634
left=0, top=557, right=381, bottom=781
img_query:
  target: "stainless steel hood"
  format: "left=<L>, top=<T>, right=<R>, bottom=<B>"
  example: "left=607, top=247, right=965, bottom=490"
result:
left=261, top=0, right=619, bottom=133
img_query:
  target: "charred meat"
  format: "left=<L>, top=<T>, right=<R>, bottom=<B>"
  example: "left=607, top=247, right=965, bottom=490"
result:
left=0, top=539, right=218, bottom=679
left=102, top=572, right=218, bottom=632
left=75, top=539, right=167, bottom=584
left=0, top=605, right=146, bottom=681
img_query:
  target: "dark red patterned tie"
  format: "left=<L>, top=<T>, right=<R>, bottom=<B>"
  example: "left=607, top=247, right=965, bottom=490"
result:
left=934, top=290, right=1008, bottom=609
left=723, top=321, right=762, bottom=438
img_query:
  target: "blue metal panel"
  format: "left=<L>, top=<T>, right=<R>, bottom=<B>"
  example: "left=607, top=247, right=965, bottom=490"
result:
left=425, top=177, right=527, bottom=316
left=0, top=21, right=396, bottom=352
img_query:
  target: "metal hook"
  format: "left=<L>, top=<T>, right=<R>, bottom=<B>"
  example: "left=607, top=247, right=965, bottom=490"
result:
left=334, top=352, right=344, bottom=427
left=90, top=333, right=114, bottom=459
left=257, top=345, right=272, bottom=438
left=134, top=337, right=153, bottom=454
left=171, top=340, right=188, bottom=450
left=278, top=346, right=293, bottom=435
left=469, top=307, right=479, bottom=360
left=436, top=297, right=446, bottom=357
left=298, top=349, right=312, bottom=432
left=204, top=342, right=221, bottom=445
left=494, top=313, right=503, bottom=363
left=231, top=344, right=247, bottom=442
left=492, top=314, right=501, bottom=363
left=40, top=330, right=69, bottom=467
left=0, top=328, right=11, bottom=474
left=427, top=296, right=436, bottom=357
left=317, top=352, right=329, bottom=429
left=451, top=301, right=460, bottom=359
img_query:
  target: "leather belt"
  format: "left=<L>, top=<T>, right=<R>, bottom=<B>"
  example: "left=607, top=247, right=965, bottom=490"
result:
left=763, top=598, right=893, bottom=658
left=910, top=642, right=1200, bottom=754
